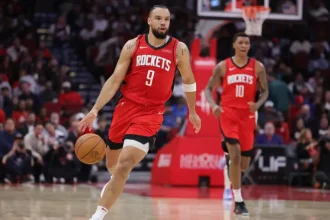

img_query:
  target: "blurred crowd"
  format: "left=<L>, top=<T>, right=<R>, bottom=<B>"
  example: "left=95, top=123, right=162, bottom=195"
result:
left=0, top=0, right=97, bottom=184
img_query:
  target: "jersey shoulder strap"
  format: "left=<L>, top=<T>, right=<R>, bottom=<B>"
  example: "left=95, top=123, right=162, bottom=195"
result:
left=131, top=34, right=144, bottom=58
left=171, top=36, right=179, bottom=64
left=224, top=58, right=233, bottom=74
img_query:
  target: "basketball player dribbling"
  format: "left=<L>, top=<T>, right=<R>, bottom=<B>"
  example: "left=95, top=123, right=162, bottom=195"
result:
left=78, top=5, right=201, bottom=220
left=205, top=32, right=268, bottom=215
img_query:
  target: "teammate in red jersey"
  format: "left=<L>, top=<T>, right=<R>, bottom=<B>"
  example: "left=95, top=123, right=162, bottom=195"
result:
left=78, top=5, right=201, bottom=220
left=205, top=32, right=268, bottom=216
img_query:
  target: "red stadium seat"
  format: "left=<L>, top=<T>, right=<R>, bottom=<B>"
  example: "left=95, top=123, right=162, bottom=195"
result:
left=63, top=103, right=84, bottom=114
left=43, top=102, right=61, bottom=114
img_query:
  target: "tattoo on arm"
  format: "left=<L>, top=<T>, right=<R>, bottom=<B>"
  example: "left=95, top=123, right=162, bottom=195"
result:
left=126, top=44, right=134, bottom=50
left=257, top=65, right=268, bottom=92
left=206, top=64, right=222, bottom=90
left=256, top=64, right=269, bottom=107
left=205, top=63, right=222, bottom=107
left=176, top=43, right=187, bottom=61
left=182, top=48, right=187, bottom=55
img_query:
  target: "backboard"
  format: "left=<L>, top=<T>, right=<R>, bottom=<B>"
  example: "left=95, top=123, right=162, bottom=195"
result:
left=197, top=0, right=303, bottom=21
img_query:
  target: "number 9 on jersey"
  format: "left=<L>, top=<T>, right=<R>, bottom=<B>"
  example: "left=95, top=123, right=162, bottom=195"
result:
left=145, top=70, right=155, bottom=86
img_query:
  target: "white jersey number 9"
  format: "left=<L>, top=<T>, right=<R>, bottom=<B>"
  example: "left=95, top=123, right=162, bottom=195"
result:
left=235, top=85, right=244, bottom=97
left=145, top=70, right=155, bottom=86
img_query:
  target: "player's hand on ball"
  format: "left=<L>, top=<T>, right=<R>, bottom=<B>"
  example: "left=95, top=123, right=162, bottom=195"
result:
left=189, top=112, right=201, bottom=134
left=248, top=102, right=258, bottom=112
left=78, top=109, right=97, bottom=132
left=212, top=105, right=222, bottom=117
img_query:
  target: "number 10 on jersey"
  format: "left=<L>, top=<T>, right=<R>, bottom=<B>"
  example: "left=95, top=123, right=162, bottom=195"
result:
left=236, top=85, right=244, bottom=97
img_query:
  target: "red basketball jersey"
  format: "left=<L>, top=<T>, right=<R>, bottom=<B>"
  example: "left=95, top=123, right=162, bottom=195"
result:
left=220, top=58, right=258, bottom=109
left=121, top=34, right=179, bottom=106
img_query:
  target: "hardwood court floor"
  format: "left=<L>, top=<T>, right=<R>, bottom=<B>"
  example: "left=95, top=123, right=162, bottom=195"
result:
left=0, top=184, right=330, bottom=220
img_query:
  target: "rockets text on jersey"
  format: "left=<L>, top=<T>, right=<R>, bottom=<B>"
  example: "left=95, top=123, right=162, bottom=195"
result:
left=220, top=58, right=258, bottom=109
left=121, top=34, right=178, bottom=106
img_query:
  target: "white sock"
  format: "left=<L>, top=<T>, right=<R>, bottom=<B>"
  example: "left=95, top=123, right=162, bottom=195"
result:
left=224, top=165, right=231, bottom=190
left=90, top=206, right=108, bottom=220
left=233, top=189, right=243, bottom=202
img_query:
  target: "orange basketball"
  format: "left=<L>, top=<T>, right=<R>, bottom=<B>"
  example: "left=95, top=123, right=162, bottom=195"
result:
left=75, top=133, right=106, bottom=164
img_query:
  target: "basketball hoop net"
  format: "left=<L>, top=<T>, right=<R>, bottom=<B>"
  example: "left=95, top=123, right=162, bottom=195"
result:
left=242, top=6, right=271, bottom=36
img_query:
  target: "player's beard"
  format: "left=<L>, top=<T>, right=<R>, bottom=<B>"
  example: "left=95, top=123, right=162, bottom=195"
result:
left=151, top=27, right=168, bottom=39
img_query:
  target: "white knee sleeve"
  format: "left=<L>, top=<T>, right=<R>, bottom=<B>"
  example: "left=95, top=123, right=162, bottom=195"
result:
left=123, top=139, right=149, bottom=153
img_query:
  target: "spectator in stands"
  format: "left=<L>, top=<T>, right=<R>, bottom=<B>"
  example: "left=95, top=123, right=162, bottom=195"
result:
left=168, top=98, right=187, bottom=127
left=257, top=100, right=279, bottom=129
left=0, top=118, right=18, bottom=160
left=38, top=108, right=49, bottom=124
left=18, top=69, right=37, bottom=93
left=0, top=58, right=13, bottom=82
left=296, top=128, right=317, bottom=185
left=18, top=112, right=36, bottom=136
left=288, top=73, right=314, bottom=96
left=308, top=42, right=329, bottom=73
left=50, top=112, right=68, bottom=138
left=66, top=117, right=80, bottom=145
left=79, top=19, right=97, bottom=42
left=34, top=41, right=52, bottom=61
left=45, top=121, right=66, bottom=144
left=58, top=81, right=84, bottom=106
left=316, top=114, right=329, bottom=138
left=299, top=104, right=316, bottom=130
left=309, top=0, right=329, bottom=22
left=0, top=87, right=13, bottom=117
left=44, top=58, right=60, bottom=92
left=308, top=70, right=324, bottom=90
left=267, top=72, right=291, bottom=119
left=274, top=112, right=291, bottom=144
left=44, top=139, right=78, bottom=184
left=256, top=122, right=284, bottom=145
left=12, top=99, right=28, bottom=126
left=18, top=80, right=40, bottom=113
left=313, top=85, right=324, bottom=117
left=2, top=132, right=32, bottom=183
left=314, top=135, right=330, bottom=189
left=23, top=123, right=48, bottom=183
left=0, top=75, right=12, bottom=96
left=48, top=16, right=71, bottom=65
left=0, top=119, right=17, bottom=182
left=40, top=81, right=58, bottom=104
left=291, top=117, right=305, bottom=141
left=6, top=37, right=28, bottom=63
left=289, top=35, right=312, bottom=55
